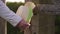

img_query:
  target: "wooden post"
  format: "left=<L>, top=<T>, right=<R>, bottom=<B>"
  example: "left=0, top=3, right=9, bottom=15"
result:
left=0, top=0, right=7, bottom=34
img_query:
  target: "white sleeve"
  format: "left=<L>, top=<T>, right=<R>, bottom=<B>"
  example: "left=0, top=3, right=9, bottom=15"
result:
left=0, top=0, right=22, bottom=27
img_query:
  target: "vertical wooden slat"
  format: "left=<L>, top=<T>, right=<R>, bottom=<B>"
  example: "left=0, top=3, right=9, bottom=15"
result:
left=39, top=13, right=55, bottom=34
left=0, top=17, right=7, bottom=34
left=0, top=0, right=7, bottom=34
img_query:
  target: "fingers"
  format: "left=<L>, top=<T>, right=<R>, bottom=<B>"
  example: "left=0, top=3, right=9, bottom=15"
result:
left=16, top=19, right=30, bottom=32
left=20, top=23, right=30, bottom=32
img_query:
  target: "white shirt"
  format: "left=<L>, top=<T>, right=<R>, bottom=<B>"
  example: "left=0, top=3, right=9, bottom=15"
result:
left=0, top=0, right=22, bottom=27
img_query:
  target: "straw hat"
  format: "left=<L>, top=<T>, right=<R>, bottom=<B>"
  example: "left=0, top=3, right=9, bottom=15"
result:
left=25, top=2, right=36, bottom=9
left=16, top=2, right=35, bottom=23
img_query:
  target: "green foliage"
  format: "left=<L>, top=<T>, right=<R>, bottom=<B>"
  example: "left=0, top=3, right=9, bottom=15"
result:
left=7, top=23, right=24, bottom=34
left=55, top=16, right=60, bottom=26
left=55, top=15, right=60, bottom=34
left=6, top=2, right=24, bottom=34
left=6, top=2, right=24, bottom=13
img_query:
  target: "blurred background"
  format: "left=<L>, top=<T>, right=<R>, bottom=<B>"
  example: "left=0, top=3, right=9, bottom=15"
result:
left=5, top=0, right=60, bottom=34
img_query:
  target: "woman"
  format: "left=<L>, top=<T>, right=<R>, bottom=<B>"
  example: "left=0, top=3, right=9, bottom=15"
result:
left=0, top=0, right=30, bottom=31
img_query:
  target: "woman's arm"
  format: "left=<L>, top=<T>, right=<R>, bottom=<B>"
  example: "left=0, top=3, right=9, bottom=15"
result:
left=0, top=0, right=22, bottom=26
left=0, top=0, right=30, bottom=31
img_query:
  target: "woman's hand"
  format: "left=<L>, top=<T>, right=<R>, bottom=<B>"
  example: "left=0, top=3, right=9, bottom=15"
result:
left=16, top=19, right=30, bottom=32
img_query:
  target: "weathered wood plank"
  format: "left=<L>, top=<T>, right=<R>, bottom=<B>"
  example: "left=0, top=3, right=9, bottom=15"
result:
left=0, top=0, right=7, bottom=34
left=0, top=17, right=7, bottom=34
left=39, top=13, right=55, bottom=34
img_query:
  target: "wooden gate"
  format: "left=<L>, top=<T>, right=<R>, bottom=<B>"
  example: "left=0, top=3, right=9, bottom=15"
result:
left=24, top=0, right=55, bottom=34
